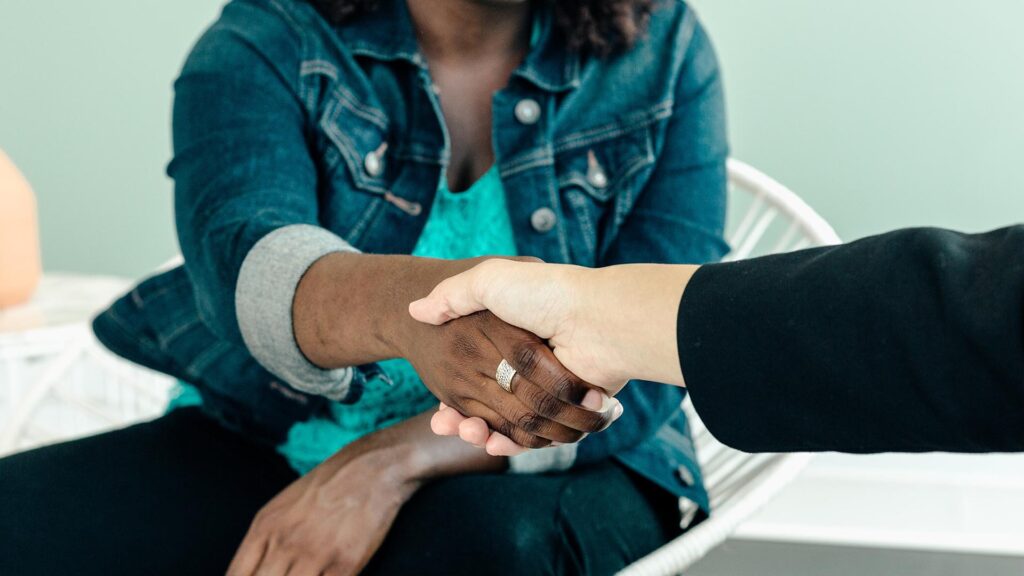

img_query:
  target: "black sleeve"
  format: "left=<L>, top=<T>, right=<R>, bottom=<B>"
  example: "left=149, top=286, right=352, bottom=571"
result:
left=678, top=226, right=1024, bottom=453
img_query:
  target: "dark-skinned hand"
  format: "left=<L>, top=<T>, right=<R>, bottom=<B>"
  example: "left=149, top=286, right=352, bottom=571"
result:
left=394, top=310, right=621, bottom=449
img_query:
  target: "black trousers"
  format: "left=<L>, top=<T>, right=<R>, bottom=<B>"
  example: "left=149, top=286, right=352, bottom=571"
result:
left=0, top=408, right=683, bottom=576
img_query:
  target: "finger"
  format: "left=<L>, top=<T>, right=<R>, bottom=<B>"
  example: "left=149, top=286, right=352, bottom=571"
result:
left=431, top=405, right=464, bottom=436
left=227, top=533, right=268, bottom=576
left=505, top=339, right=612, bottom=409
left=462, top=399, right=552, bottom=450
left=485, top=432, right=530, bottom=457
left=457, top=416, right=491, bottom=447
left=508, top=372, right=616, bottom=434
left=471, top=376, right=589, bottom=445
left=475, top=335, right=592, bottom=443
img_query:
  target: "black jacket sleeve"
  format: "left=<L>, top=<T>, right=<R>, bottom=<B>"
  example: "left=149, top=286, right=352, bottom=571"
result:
left=678, top=225, right=1024, bottom=453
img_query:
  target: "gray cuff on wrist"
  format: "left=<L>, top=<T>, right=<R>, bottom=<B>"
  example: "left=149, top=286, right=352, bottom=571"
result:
left=236, top=224, right=360, bottom=401
left=508, top=443, right=579, bottom=474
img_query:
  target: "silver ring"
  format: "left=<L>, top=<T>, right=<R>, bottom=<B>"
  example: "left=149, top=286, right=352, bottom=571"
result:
left=495, top=359, right=517, bottom=393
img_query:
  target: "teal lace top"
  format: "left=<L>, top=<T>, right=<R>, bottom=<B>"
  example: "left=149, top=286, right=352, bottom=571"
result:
left=170, top=166, right=518, bottom=474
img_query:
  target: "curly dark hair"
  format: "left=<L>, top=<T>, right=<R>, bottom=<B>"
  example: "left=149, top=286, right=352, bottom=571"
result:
left=308, top=0, right=658, bottom=55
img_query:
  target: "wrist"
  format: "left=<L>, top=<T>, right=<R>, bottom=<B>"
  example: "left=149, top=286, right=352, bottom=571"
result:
left=380, top=442, right=429, bottom=496
left=591, top=264, right=698, bottom=385
left=380, top=257, right=486, bottom=359
left=325, top=436, right=426, bottom=499
left=379, top=411, right=508, bottom=481
left=578, top=266, right=635, bottom=384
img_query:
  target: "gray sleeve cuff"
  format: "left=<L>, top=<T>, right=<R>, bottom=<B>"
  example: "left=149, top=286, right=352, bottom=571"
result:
left=236, top=224, right=359, bottom=401
left=508, top=443, right=578, bottom=474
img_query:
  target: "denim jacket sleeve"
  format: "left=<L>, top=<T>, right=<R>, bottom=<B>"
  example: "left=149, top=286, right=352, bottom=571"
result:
left=510, top=16, right=729, bottom=473
left=170, top=9, right=358, bottom=400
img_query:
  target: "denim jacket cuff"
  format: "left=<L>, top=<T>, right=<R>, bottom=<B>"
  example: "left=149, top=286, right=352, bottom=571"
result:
left=236, top=224, right=359, bottom=401
left=508, top=443, right=578, bottom=474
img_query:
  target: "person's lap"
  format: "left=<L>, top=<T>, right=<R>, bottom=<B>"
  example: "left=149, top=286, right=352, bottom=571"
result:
left=0, top=408, right=681, bottom=576
left=366, top=458, right=681, bottom=576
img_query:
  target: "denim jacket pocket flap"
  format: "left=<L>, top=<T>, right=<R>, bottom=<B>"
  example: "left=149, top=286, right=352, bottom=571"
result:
left=319, top=90, right=391, bottom=195
left=555, top=126, right=655, bottom=202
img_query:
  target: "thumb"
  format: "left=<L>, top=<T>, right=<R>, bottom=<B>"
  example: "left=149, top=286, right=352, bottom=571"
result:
left=408, top=264, right=491, bottom=325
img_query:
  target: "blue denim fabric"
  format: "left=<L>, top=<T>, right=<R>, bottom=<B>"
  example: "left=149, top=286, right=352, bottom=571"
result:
left=93, top=0, right=728, bottom=511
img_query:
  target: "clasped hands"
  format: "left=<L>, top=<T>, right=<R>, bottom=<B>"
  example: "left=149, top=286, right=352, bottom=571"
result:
left=409, top=258, right=636, bottom=456
left=407, top=307, right=624, bottom=453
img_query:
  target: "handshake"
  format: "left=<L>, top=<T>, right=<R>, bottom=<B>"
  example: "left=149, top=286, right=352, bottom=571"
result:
left=407, top=259, right=696, bottom=457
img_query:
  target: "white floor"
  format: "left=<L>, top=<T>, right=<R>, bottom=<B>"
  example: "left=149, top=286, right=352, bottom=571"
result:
left=733, top=452, right=1024, bottom=558
left=688, top=541, right=1024, bottom=576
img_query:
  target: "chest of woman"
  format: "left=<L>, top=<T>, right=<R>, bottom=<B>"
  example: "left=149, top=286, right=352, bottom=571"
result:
left=301, top=54, right=673, bottom=268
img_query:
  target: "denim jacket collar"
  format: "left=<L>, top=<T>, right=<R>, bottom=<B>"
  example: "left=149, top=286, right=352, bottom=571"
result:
left=335, top=0, right=580, bottom=92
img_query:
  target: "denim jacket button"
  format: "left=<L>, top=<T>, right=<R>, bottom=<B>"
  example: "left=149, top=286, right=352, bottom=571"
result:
left=514, top=99, right=541, bottom=125
left=587, top=168, right=609, bottom=189
left=677, top=465, right=695, bottom=487
left=364, top=151, right=383, bottom=177
left=586, top=150, right=608, bottom=188
left=530, top=207, right=557, bottom=233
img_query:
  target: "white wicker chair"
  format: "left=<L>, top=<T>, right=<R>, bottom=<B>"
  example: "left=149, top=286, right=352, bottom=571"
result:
left=0, top=329, right=173, bottom=456
left=0, top=273, right=177, bottom=457
left=618, top=159, right=841, bottom=575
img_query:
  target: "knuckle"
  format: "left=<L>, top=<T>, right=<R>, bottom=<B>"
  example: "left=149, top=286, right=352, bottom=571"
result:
left=476, top=258, right=503, bottom=273
left=448, top=331, right=482, bottom=360
left=552, top=375, right=587, bottom=404
left=530, top=388, right=566, bottom=419
left=512, top=341, right=544, bottom=379
left=250, top=511, right=274, bottom=533
left=269, top=532, right=290, bottom=551
left=492, top=417, right=516, bottom=439
left=514, top=411, right=543, bottom=434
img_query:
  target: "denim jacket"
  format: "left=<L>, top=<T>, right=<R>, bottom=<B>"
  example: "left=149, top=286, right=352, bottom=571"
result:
left=93, top=0, right=728, bottom=514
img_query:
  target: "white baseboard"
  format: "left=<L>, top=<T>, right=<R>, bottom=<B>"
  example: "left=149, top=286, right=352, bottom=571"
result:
left=732, top=453, right=1024, bottom=557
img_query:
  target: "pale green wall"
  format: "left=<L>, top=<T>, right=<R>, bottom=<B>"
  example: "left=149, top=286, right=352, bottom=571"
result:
left=0, top=1, right=219, bottom=277
left=690, top=0, right=1024, bottom=238
left=2, top=0, right=1022, bottom=277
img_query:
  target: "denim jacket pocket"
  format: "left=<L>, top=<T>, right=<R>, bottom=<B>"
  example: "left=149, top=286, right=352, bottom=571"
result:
left=555, top=126, right=656, bottom=265
left=317, top=89, right=395, bottom=245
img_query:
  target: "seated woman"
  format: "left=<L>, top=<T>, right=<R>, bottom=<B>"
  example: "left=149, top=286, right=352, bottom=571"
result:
left=0, top=0, right=729, bottom=574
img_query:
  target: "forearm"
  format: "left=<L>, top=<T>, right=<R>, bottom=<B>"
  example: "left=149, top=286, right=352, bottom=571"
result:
left=294, top=253, right=480, bottom=369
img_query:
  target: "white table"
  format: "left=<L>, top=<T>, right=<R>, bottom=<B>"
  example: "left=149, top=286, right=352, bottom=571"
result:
left=0, top=274, right=173, bottom=456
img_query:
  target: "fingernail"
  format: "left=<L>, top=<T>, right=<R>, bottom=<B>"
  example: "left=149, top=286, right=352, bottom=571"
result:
left=582, top=389, right=610, bottom=412
left=612, top=400, right=624, bottom=420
